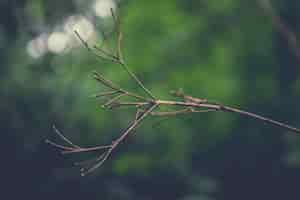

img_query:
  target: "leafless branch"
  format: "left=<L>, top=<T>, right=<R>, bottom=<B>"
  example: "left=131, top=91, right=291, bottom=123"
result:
left=47, top=6, right=300, bottom=175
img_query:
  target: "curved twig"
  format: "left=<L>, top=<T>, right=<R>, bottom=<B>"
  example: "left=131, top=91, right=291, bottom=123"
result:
left=47, top=6, right=300, bottom=175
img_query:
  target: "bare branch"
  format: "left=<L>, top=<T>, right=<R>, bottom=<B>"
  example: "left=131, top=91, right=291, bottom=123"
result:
left=92, top=91, right=119, bottom=98
left=52, top=125, right=81, bottom=148
left=62, top=145, right=112, bottom=154
left=93, top=45, right=117, bottom=60
left=170, top=89, right=208, bottom=104
left=109, top=8, right=156, bottom=100
left=157, top=99, right=300, bottom=134
left=75, top=30, right=120, bottom=63
left=93, top=71, right=150, bottom=102
left=221, top=105, right=300, bottom=133
left=93, top=71, right=123, bottom=91
left=110, top=8, right=123, bottom=62
left=102, top=93, right=127, bottom=108
left=150, top=108, right=216, bottom=117
left=47, top=6, right=300, bottom=176
left=105, top=101, right=149, bottom=110
left=74, top=30, right=91, bottom=51
left=45, top=139, right=75, bottom=151
left=80, top=103, right=158, bottom=176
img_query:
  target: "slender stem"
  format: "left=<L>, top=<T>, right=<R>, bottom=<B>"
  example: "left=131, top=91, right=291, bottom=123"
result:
left=119, top=62, right=156, bottom=100
left=157, top=100, right=300, bottom=134
left=52, top=125, right=81, bottom=148
left=112, top=103, right=158, bottom=148
left=124, top=92, right=150, bottom=102
left=109, top=8, right=155, bottom=100
left=93, top=71, right=149, bottom=101
left=48, top=7, right=300, bottom=175
left=93, top=45, right=117, bottom=60
left=157, top=100, right=220, bottom=110
left=150, top=108, right=215, bottom=116
left=221, top=105, right=300, bottom=133
left=93, top=91, right=119, bottom=98
left=45, top=139, right=75, bottom=151
left=62, top=145, right=112, bottom=154
left=108, top=101, right=150, bottom=108
left=82, top=103, right=158, bottom=175
left=103, top=93, right=126, bottom=107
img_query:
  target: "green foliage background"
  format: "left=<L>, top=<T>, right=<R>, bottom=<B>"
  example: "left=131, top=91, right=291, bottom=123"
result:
left=1, top=0, right=300, bottom=199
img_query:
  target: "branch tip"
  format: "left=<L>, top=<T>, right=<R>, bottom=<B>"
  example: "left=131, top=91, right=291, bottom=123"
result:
left=46, top=5, right=300, bottom=176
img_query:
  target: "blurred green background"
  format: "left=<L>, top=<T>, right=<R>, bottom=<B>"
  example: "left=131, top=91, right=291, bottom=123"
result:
left=1, top=0, right=300, bottom=199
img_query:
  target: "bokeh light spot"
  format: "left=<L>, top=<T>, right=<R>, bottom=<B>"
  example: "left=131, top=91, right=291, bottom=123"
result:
left=93, top=0, right=116, bottom=18
left=26, top=33, right=48, bottom=58
left=47, top=32, right=69, bottom=54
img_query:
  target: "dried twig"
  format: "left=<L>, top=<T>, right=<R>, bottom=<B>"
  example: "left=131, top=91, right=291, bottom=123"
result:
left=47, top=7, right=300, bottom=175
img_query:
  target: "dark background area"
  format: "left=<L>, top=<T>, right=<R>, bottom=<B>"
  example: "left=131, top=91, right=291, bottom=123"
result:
left=1, top=0, right=300, bottom=199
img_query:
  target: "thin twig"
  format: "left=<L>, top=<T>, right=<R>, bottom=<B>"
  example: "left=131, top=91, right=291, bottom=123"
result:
left=62, top=145, right=112, bottom=154
left=93, top=71, right=149, bottom=101
left=93, top=45, right=117, bottom=60
left=156, top=99, right=300, bottom=134
left=150, top=108, right=215, bottom=116
left=119, top=62, right=156, bottom=100
left=102, top=93, right=126, bottom=108
left=110, top=8, right=123, bottom=61
left=109, top=8, right=156, bottom=100
left=75, top=30, right=120, bottom=63
left=52, top=125, right=80, bottom=148
left=47, top=6, right=300, bottom=176
left=80, top=103, right=158, bottom=175
left=45, top=139, right=75, bottom=151
left=221, top=105, right=300, bottom=133
left=92, top=90, right=120, bottom=98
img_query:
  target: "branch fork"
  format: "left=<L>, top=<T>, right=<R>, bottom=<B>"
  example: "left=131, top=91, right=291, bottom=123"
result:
left=47, top=7, right=300, bottom=176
